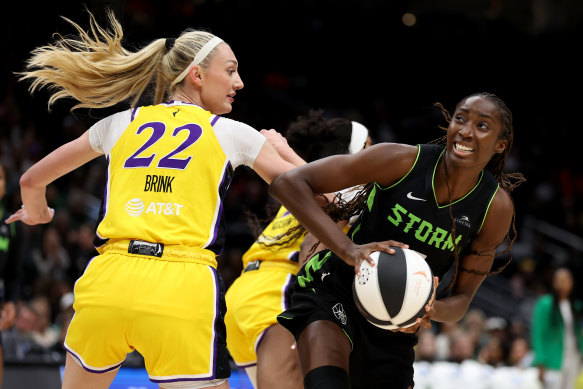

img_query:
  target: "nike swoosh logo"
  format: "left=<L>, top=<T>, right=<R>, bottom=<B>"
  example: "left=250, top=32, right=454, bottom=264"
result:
left=413, top=270, right=430, bottom=282
left=407, top=192, right=426, bottom=201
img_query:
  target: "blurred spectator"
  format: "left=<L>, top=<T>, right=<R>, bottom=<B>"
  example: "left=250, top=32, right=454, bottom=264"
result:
left=485, top=316, right=508, bottom=336
left=461, top=308, right=489, bottom=353
left=531, top=267, right=583, bottom=389
left=30, top=226, right=73, bottom=323
left=434, top=321, right=461, bottom=361
left=31, top=226, right=70, bottom=283
left=478, top=334, right=509, bottom=367
left=449, top=330, right=476, bottom=364
left=1, top=295, right=60, bottom=361
left=509, top=336, right=534, bottom=368
left=416, top=330, right=437, bottom=362
left=28, top=295, right=58, bottom=350
left=2, top=300, right=41, bottom=359
left=509, top=315, right=529, bottom=341
left=2, top=301, right=34, bottom=358
left=477, top=316, right=511, bottom=367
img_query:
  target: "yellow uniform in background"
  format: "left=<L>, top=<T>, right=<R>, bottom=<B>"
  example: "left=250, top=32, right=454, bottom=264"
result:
left=225, top=205, right=302, bottom=367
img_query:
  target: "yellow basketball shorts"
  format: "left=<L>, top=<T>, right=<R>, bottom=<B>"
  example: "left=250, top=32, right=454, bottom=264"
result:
left=64, top=246, right=230, bottom=384
left=225, top=261, right=297, bottom=367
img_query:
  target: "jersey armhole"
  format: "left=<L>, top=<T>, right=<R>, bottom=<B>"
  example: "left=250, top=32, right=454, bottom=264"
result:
left=374, top=144, right=421, bottom=191
left=476, top=184, right=500, bottom=234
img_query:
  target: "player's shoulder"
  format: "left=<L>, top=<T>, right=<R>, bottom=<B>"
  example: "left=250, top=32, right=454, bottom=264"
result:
left=212, top=116, right=257, bottom=133
left=361, top=143, right=420, bottom=186
left=93, top=108, right=133, bottom=128
left=363, top=143, right=419, bottom=163
left=479, top=185, right=513, bottom=240
left=490, top=186, right=514, bottom=215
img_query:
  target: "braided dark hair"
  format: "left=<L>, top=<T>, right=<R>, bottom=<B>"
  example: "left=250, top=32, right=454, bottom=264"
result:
left=252, top=109, right=354, bottom=248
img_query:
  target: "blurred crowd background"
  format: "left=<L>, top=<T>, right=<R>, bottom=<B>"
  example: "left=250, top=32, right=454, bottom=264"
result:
left=0, top=0, right=582, bottom=384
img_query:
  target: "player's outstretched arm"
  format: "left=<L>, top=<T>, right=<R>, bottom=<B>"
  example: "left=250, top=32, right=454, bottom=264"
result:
left=6, top=130, right=102, bottom=225
left=270, top=143, right=417, bottom=272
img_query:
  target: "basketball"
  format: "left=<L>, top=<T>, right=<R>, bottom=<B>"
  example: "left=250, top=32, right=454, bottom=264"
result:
left=353, top=248, right=434, bottom=330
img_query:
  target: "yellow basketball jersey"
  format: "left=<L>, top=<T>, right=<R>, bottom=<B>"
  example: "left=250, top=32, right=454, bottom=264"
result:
left=242, top=206, right=304, bottom=268
left=95, top=103, right=231, bottom=255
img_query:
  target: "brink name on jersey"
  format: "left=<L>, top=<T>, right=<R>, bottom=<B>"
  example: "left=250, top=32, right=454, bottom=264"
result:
left=144, top=175, right=175, bottom=193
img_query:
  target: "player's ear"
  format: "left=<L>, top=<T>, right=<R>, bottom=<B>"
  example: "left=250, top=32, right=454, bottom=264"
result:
left=494, top=139, right=507, bottom=154
left=188, top=66, right=203, bottom=86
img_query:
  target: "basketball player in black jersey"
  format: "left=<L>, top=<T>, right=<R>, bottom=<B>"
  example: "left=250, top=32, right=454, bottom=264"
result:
left=0, top=164, right=23, bottom=386
left=269, top=93, right=525, bottom=389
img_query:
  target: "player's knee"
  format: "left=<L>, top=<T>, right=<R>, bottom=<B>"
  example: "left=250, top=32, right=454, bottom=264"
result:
left=304, top=365, right=349, bottom=389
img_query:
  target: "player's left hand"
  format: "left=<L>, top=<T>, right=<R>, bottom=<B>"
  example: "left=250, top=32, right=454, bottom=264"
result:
left=5, top=206, right=54, bottom=225
left=260, top=129, right=290, bottom=156
left=394, top=275, right=439, bottom=334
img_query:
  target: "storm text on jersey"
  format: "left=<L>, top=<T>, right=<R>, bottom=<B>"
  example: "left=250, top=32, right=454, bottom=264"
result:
left=387, top=203, right=462, bottom=251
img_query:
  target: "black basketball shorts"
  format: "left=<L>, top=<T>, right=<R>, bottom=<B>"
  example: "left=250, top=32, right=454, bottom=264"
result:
left=277, top=249, right=417, bottom=388
left=277, top=250, right=359, bottom=344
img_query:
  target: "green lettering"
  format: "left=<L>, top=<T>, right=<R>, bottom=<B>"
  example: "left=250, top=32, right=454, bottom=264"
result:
left=404, top=212, right=421, bottom=233
left=415, top=220, right=433, bottom=242
left=298, top=251, right=331, bottom=287
left=428, top=227, right=448, bottom=248
left=387, top=203, right=407, bottom=227
left=441, top=233, right=463, bottom=251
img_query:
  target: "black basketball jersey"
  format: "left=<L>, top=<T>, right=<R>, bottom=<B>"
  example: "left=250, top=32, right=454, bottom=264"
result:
left=348, top=144, right=499, bottom=279
left=0, top=205, right=22, bottom=302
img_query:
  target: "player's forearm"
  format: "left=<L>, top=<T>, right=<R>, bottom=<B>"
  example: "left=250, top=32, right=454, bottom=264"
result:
left=20, top=184, right=50, bottom=222
left=430, top=294, right=472, bottom=323
left=278, top=147, right=306, bottom=167
left=269, top=173, right=354, bottom=260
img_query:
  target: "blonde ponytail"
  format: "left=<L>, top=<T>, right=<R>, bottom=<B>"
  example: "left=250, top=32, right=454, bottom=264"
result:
left=19, top=10, right=224, bottom=111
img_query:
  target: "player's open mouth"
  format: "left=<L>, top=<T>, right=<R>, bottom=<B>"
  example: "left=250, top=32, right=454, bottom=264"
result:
left=454, top=142, right=474, bottom=153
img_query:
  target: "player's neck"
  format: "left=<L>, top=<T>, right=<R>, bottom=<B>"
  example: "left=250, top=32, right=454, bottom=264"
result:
left=169, top=89, right=202, bottom=107
left=434, top=159, right=481, bottom=204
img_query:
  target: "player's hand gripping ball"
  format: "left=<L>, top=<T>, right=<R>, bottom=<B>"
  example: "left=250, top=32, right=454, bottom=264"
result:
left=353, top=248, right=434, bottom=330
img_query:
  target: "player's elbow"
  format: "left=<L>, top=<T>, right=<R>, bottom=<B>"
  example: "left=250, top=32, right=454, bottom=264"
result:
left=19, top=170, right=37, bottom=190
left=269, top=170, right=296, bottom=199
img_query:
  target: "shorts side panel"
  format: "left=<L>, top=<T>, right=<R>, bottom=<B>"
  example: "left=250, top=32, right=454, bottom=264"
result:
left=225, top=268, right=295, bottom=365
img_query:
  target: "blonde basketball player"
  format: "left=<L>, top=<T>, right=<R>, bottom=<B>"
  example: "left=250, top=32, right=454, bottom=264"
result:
left=224, top=110, right=370, bottom=388
left=6, top=10, right=304, bottom=389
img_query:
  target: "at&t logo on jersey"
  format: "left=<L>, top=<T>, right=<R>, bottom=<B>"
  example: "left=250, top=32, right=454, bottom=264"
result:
left=124, top=198, right=184, bottom=217
left=125, top=198, right=145, bottom=216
